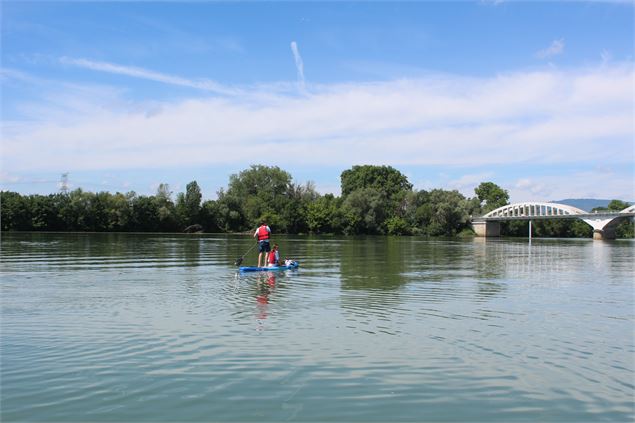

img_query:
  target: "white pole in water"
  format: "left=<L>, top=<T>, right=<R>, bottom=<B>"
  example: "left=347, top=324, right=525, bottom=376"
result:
left=528, top=220, right=532, bottom=241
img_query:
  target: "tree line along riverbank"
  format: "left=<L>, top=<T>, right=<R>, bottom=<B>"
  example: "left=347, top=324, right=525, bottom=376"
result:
left=1, top=165, right=633, bottom=238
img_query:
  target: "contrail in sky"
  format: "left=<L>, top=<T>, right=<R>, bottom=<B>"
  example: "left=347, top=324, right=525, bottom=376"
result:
left=60, top=57, right=240, bottom=96
left=290, top=41, right=306, bottom=93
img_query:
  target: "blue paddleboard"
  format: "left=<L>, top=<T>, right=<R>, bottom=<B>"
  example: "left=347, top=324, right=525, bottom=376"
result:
left=239, top=262, right=299, bottom=272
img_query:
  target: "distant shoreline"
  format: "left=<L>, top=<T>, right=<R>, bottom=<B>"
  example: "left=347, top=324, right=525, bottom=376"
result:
left=3, top=230, right=635, bottom=240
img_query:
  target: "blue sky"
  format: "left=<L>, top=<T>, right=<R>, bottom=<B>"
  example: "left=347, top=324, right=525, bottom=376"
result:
left=1, top=1, right=633, bottom=202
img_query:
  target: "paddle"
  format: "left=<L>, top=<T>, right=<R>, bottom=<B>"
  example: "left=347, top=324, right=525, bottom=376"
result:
left=234, top=242, right=258, bottom=266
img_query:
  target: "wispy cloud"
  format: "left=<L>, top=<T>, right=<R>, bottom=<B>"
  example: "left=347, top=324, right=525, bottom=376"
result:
left=535, top=38, right=565, bottom=59
left=59, top=57, right=241, bottom=96
left=290, top=41, right=306, bottom=93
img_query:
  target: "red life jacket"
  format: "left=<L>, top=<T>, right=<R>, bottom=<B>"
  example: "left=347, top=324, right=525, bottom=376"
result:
left=268, top=250, right=278, bottom=264
left=257, top=225, right=270, bottom=241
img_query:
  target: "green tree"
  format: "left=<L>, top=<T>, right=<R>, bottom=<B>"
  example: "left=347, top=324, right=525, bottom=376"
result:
left=591, top=200, right=634, bottom=239
left=134, top=195, right=162, bottom=231
left=385, top=216, right=411, bottom=235
left=340, top=165, right=414, bottom=233
left=215, top=189, right=246, bottom=232
left=400, top=190, right=428, bottom=234
left=606, top=200, right=634, bottom=238
left=57, top=189, right=94, bottom=231
left=224, top=165, right=294, bottom=230
left=280, top=181, right=318, bottom=234
left=306, top=194, right=343, bottom=234
left=106, top=192, right=134, bottom=231
left=607, top=199, right=631, bottom=211
left=199, top=200, right=221, bottom=232
left=570, top=219, right=593, bottom=238
left=615, top=220, right=635, bottom=238
left=416, top=189, right=471, bottom=236
left=341, top=165, right=412, bottom=199
left=176, top=181, right=202, bottom=227
left=29, top=194, right=61, bottom=231
left=154, top=184, right=177, bottom=231
left=532, top=219, right=572, bottom=238
left=341, top=188, right=389, bottom=235
left=1, top=191, right=31, bottom=231
left=88, top=192, right=114, bottom=231
left=474, top=182, right=509, bottom=213
left=156, top=183, right=172, bottom=203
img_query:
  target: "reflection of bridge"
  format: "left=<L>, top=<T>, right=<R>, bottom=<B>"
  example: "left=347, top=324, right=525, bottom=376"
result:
left=472, top=203, right=635, bottom=240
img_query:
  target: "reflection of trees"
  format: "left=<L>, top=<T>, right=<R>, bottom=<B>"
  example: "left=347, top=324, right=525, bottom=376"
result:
left=338, top=237, right=410, bottom=318
left=292, top=234, right=342, bottom=266
left=394, top=238, right=496, bottom=305
left=472, top=238, right=507, bottom=281
left=181, top=236, right=202, bottom=267
left=403, top=239, right=475, bottom=282
left=2, top=232, right=214, bottom=273
left=337, top=237, right=506, bottom=308
left=339, top=236, right=409, bottom=291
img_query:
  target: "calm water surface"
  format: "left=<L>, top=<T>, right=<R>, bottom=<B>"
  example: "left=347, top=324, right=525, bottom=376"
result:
left=1, top=233, right=634, bottom=422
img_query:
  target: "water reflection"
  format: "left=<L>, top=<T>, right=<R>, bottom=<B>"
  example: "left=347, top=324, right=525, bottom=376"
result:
left=181, top=236, right=202, bottom=267
left=471, top=237, right=606, bottom=281
left=255, top=272, right=277, bottom=321
left=401, top=239, right=477, bottom=282
left=339, top=236, right=409, bottom=290
left=472, top=237, right=507, bottom=280
left=1, top=232, right=227, bottom=272
left=2, top=233, right=633, bottom=422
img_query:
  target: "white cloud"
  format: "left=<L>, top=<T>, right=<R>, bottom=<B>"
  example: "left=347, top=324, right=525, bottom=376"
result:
left=2, top=63, right=633, bottom=200
left=514, top=178, right=550, bottom=197
left=535, top=38, right=565, bottom=59
left=511, top=171, right=635, bottom=203
left=448, top=172, right=496, bottom=195
left=290, top=41, right=306, bottom=93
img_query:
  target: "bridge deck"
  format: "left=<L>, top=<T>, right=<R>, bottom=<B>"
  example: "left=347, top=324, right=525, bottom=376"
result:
left=473, top=212, right=635, bottom=222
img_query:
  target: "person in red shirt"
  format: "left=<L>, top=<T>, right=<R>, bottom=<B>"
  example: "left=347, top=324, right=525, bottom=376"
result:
left=267, top=244, right=280, bottom=267
left=253, top=221, right=271, bottom=267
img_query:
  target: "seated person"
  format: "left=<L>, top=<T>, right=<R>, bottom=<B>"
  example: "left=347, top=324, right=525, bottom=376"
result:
left=267, top=244, right=281, bottom=267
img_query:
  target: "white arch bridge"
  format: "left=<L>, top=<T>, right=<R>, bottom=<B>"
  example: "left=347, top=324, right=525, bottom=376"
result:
left=472, top=202, right=635, bottom=240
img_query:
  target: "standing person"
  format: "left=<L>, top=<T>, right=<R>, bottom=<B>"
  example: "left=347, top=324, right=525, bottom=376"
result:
left=253, top=221, right=271, bottom=268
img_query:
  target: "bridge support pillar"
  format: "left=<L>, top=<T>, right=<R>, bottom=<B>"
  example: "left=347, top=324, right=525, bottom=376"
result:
left=472, top=221, right=501, bottom=237
left=593, top=228, right=616, bottom=241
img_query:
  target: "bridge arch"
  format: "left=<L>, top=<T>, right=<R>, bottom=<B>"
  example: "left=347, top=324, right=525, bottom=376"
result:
left=620, top=205, right=635, bottom=214
left=483, top=202, right=586, bottom=218
left=473, top=202, right=634, bottom=240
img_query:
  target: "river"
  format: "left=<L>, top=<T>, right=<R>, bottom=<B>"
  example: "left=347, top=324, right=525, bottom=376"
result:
left=1, top=233, right=633, bottom=421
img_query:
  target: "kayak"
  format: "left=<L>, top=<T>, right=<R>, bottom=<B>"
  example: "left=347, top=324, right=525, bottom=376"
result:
left=239, top=262, right=299, bottom=272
